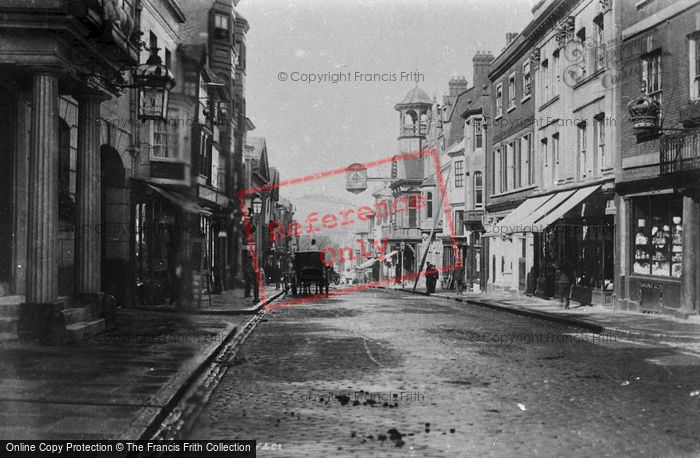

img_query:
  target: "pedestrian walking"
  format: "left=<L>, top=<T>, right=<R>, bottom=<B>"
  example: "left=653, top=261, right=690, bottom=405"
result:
left=555, top=262, right=571, bottom=309
left=271, top=258, right=281, bottom=290
left=453, top=260, right=464, bottom=295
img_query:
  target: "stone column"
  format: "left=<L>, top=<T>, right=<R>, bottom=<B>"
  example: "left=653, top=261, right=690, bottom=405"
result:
left=12, top=93, right=31, bottom=295
left=75, top=96, right=103, bottom=296
left=20, top=72, right=60, bottom=343
left=681, top=194, right=698, bottom=314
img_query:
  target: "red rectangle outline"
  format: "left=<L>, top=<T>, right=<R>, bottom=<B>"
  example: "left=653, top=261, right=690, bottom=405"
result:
left=238, top=148, right=461, bottom=311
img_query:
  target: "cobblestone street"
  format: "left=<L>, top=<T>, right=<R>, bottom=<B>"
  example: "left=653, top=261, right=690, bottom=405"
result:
left=182, top=289, right=700, bottom=456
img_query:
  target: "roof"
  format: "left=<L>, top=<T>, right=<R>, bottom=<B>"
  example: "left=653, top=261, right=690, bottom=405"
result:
left=245, top=137, right=266, bottom=161
left=395, top=86, right=432, bottom=110
left=269, top=167, right=280, bottom=201
left=421, top=175, right=436, bottom=187
left=164, top=0, right=186, bottom=23
left=446, top=139, right=465, bottom=155
left=447, top=90, right=470, bottom=135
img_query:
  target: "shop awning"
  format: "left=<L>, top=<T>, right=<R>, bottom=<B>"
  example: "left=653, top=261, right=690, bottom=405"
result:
left=531, top=184, right=601, bottom=231
left=356, top=258, right=376, bottom=269
left=147, top=184, right=212, bottom=216
left=356, top=251, right=399, bottom=269
left=515, top=189, right=575, bottom=233
left=483, top=194, right=553, bottom=237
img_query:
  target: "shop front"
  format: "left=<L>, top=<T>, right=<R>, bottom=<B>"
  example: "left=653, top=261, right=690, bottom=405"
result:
left=134, top=182, right=208, bottom=307
left=620, top=191, right=685, bottom=314
left=486, top=182, right=614, bottom=305
left=532, top=185, right=615, bottom=306
left=536, top=221, right=614, bottom=305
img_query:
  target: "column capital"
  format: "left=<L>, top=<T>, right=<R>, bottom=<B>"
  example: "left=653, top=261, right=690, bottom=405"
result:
left=26, top=65, right=65, bottom=78
left=75, top=92, right=110, bottom=104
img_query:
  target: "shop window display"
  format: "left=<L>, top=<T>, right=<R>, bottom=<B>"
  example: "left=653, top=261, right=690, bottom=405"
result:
left=632, top=195, right=682, bottom=278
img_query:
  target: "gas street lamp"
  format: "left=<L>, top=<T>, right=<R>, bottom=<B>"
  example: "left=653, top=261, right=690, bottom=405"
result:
left=252, top=196, right=263, bottom=215
left=134, top=47, right=177, bottom=120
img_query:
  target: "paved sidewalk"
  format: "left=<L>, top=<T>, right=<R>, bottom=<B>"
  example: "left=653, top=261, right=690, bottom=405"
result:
left=133, top=285, right=283, bottom=314
left=380, top=285, right=700, bottom=356
left=0, top=289, right=285, bottom=440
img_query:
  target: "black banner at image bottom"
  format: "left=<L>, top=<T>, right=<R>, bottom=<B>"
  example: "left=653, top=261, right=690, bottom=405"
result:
left=1, top=440, right=256, bottom=457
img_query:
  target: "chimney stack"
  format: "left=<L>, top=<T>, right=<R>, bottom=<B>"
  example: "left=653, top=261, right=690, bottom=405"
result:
left=505, top=32, right=519, bottom=46
left=448, top=75, right=469, bottom=97
left=472, top=51, right=494, bottom=96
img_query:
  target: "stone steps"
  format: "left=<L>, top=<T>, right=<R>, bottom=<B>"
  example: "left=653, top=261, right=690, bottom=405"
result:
left=63, top=307, right=89, bottom=326
left=0, top=296, right=23, bottom=318
left=66, top=319, right=105, bottom=343
left=0, top=296, right=22, bottom=338
left=0, top=294, right=113, bottom=343
left=0, top=316, right=17, bottom=334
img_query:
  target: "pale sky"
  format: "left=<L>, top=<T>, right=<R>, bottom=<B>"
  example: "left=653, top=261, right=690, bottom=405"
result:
left=239, top=0, right=535, bottom=207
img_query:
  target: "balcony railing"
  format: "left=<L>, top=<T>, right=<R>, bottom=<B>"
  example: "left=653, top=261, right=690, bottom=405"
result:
left=660, top=128, right=700, bottom=175
left=464, top=210, right=484, bottom=222
left=381, top=226, right=421, bottom=240
left=400, top=124, right=427, bottom=137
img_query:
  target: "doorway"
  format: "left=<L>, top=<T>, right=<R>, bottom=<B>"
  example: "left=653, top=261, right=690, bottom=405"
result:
left=101, top=145, right=131, bottom=306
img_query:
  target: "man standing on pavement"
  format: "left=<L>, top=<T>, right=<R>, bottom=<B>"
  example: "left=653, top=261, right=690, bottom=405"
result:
left=243, top=249, right=259, bottom=303
left=426, top=263, right=437, bottom=294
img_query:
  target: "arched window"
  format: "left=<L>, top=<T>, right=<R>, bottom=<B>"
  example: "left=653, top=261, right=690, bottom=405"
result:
left=404, top=110, right=417, bottom=126
left=474, top=171, right=483, bottom=208
left=426, top=192, right=433, bottom=218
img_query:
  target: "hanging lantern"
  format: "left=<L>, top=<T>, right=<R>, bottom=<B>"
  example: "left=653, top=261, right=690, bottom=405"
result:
left=252, top=196, right=263, bottom=215
left=134, top=47, right=176, bottom=121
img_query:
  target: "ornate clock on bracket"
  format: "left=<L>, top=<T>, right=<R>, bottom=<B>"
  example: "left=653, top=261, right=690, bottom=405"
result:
left=345, top=163, right=368, bottom=194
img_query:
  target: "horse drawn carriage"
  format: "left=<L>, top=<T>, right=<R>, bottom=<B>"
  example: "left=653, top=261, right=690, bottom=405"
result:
left=288, top=251, right=329, bottom=297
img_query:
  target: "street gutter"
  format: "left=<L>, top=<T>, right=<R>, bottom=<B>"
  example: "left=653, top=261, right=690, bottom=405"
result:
left=375, top=286, right=605, bottom=333
left=138, top=288, right=287, bottom=440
